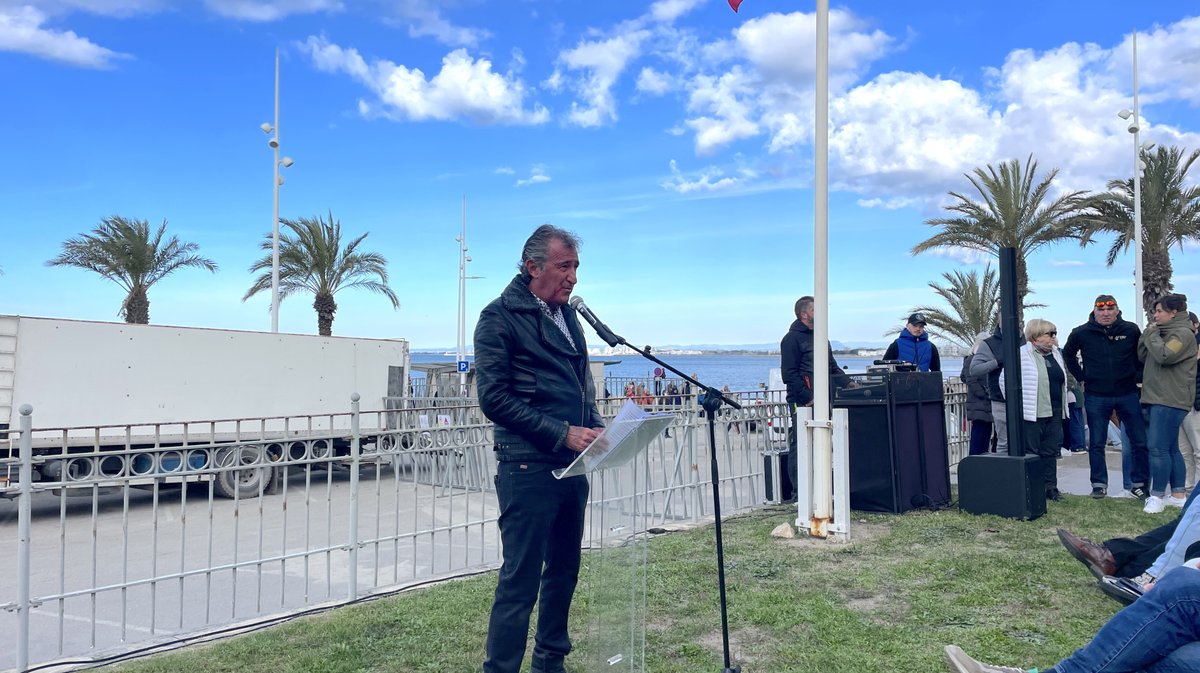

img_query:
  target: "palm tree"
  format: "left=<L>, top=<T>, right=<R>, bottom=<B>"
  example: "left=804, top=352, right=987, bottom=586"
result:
left=244, top=211, right=398, bottom=336
left=1083, top=146, right=1200, bottom=321
left=912, top=155, right=1095, bottom=321
left=46, top=216, right=218, bottom=324
left=902, top=266, right=1000, bottom=350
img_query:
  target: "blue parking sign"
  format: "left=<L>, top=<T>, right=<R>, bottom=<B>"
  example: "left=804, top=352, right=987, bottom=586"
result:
left=457, top=360, right=470, bottom=373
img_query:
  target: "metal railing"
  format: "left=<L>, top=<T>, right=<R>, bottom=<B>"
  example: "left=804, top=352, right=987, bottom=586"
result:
left=0, top=395, right=780, bottom=672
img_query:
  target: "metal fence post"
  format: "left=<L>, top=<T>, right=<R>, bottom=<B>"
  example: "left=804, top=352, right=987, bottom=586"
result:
left=16, top=404, right=33, bottom=673
left=348, top=394, right=360, bottom=601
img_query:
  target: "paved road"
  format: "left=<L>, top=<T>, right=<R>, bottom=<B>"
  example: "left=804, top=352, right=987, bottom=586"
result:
left=0, top=461, right=503, bottom=671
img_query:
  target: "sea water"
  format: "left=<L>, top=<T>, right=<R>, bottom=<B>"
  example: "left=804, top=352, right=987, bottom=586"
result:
left=413, top=352, right=965, bottom=393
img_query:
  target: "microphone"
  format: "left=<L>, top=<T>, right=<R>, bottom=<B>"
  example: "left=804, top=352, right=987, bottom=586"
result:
left=568, top=296, right=623, bottom=347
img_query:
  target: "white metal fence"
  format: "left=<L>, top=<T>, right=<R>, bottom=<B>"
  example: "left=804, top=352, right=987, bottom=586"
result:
left=1, top=385, right=969, bottom=673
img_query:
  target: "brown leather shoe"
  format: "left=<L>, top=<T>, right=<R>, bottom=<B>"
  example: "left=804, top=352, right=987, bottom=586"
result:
left=1057, top=528, right=1116, bottom=579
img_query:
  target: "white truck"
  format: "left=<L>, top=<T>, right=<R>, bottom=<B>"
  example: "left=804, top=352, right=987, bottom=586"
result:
left=0, top=315, right=411, bottom=497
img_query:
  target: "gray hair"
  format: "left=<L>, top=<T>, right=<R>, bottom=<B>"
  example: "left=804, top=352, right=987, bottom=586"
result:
left=518, top=224, right=581, bottom=280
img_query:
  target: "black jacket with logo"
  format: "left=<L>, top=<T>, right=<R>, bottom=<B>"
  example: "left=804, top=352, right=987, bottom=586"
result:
left=1061, top=312, right=1142, bottom=397
left=474, top=275, right=604, bottom=466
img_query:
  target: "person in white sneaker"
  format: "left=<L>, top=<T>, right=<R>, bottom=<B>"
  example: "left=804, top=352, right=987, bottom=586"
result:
left=1139, top=294, right=1199, bottom=514
left=945, top=559, right=1200, bottom=673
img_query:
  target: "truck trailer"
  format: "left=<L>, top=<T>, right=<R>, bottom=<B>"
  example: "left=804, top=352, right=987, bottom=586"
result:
left=0, top=315, right=411, bottom=497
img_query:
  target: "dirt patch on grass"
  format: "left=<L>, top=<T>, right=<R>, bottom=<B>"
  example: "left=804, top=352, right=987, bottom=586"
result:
left=777, top=520, right=892, bottom=549
left=697, top=625, right=775, bottom=666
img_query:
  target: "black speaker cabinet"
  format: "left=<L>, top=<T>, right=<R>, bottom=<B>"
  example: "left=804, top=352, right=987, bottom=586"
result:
left=763, top=452, right=794, bottom=502
left=958, top=454, right=1046, bottom=520
left=836, top=372, right=950, bottom=514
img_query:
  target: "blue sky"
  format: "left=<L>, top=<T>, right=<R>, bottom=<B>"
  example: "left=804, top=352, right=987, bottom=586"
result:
left=2, top=1, right=1199, bottom=349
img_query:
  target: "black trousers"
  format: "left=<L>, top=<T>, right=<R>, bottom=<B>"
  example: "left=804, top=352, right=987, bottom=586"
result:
left=484, top=462, right=589, bottom=673
left=1023, top=417, right=1062, bottom=492
left=1106, top=517, right=1180, bottom=578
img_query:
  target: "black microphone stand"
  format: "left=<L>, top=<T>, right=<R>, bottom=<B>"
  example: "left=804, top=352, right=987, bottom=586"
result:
left=596, top=328, right=742, bottom=673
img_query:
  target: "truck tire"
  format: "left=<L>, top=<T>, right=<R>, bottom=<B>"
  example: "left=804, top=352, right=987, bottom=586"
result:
left=213, top=445, right=273, bottom=499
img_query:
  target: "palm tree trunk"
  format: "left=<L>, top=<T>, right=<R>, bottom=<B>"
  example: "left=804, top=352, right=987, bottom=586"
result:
left=1015, top=256, right=1030, bottom=326
left=1143, top=249, right=1174, bottom=322
left=314, top=293, right=337, bottom=336
left=123, top=285, right=150, bottom=324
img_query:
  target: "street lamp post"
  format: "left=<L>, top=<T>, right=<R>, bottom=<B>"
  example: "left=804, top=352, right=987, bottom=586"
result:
left=456, top=197, right=483, bottom=396
left=260, top=50, right=293, bottom=333
left=1117, top=32, right=1146, bottom=324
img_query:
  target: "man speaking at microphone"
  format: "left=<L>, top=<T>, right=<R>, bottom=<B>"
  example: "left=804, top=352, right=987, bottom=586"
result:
left=475, top=224, right=605, bottom=673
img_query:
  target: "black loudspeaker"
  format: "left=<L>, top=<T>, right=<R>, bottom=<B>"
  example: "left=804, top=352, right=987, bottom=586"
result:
left=763, top=452, right=794, bottom=502
left=958, top=454, right=1046, bottom=520
left=841, top=398, right=951, bottom=513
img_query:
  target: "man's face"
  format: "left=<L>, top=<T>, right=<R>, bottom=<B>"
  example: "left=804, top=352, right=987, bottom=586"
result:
left=1153, top=304, right=1177, bottom=326
left=527, top=238, right=578, bottom=308
left=1093, top=300, right=1119, bottom=326
left=905, top=322, right=926, bottom=337
left=800, top=304, right=815, bottom=328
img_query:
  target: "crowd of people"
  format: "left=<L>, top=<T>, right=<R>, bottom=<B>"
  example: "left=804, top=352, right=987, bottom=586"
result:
left=957, top=294, right=1200, bottom=509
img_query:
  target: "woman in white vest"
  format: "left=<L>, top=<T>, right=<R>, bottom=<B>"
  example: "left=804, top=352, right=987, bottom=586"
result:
left=1011, top=318, right=1070, bottom=502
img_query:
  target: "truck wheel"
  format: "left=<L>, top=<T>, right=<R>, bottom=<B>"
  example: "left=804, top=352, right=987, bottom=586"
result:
left=213, top=445, right=273, bottom=499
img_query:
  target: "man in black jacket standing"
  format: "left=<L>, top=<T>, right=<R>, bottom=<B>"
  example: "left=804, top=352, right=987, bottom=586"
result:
left=1061, top=294, right=1148, bottom=499
left=780, top=295, right=851, bottom=499
left=475, top=225, right=605, bottom=673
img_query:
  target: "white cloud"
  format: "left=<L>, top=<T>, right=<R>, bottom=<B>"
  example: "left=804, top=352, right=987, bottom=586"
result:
left=648, top=0, right=705, bottom=23
left=301, top=37, right=549, bottom=126
left=636, top=67, right=672, bottom=95
left=0, top=5, right=128, bottom=68
left=684, top=68, right=759, bottom=155
left=381, top=0, right=489, bottom=48
left=554, top=31, right=648, bottom=127
left=493, top=166, right=515, bottom=175
left=661, top=159, right=749, bottom=194
left=920, top=247, right=993, bottom=266
left=1050, top=259, right=1087, bottom=267
left=857, top=196, right=924, bottom=210
left=204, top=0, right=340, bottom=21
left=515, top=165, right=551, bottom=188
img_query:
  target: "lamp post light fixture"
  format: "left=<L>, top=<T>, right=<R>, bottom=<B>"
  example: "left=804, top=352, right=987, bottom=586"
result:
left=261, top=50, right=293, bottom=333
left=456, top=197, right=484, bottom=396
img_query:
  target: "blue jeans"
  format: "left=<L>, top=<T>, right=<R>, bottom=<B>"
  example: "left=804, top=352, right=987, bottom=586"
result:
left=1148, top=404, right=1189, bottom=497
left=1049, top=567, right=1200, bottom=673
left=1062, top=402, right=1085, bottom=450
left=1148, top=489, right=1200, bottom=578
left=1085, top=391, right=1148, bottom=489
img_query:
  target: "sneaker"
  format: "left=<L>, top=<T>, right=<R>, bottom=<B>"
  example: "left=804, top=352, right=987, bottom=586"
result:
left=1166, top=494, right=1187, bottom=508
left=1143, top=495, right=1167, bottom=514
left=1070, top=446, right=1088, bottom=453
left=943, top=645, right=1030, bottom=673
left=1090, top=486, right=1107, bottom=499
left=1130, top=485, right=1150, bottom=501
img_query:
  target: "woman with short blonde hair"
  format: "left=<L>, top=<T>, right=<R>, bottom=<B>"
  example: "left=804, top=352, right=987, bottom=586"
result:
left=1008, top=318, right=1069, bottom=501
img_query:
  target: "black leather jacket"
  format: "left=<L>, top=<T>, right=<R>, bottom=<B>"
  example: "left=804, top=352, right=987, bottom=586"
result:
left=474, top=275, right=603, bottom=465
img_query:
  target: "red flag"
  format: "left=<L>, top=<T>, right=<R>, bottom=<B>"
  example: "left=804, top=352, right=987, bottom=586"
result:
left=728, top=0, right=743, bottom=12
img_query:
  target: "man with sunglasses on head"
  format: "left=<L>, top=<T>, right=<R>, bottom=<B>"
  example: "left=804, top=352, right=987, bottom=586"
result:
left=1062, top=294, right=1148, bottom=500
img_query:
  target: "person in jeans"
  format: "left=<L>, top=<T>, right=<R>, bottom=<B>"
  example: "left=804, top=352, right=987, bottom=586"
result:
left=475, top=225, right=605, bottom=673
left=1062, top=294, right=1148, bottom=499
left=1140, top=294, right=1199, bottom=514
left=944, top=562, right=1200, bottom=673
left=1177, top=312, right=1200, bottom=490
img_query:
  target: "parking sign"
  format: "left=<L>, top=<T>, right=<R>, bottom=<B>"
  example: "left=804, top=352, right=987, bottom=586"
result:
left=457, top=360, right=470, bottom=373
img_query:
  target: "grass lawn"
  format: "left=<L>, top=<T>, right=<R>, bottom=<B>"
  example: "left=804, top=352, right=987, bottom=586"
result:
left=111, top=491, right=1165, bottom=673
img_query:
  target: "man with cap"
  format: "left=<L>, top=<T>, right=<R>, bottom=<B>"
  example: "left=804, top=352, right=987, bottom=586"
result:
left=883, top=313, right=942, bottom=372
left=1062, top=294, right=1148, bottom=499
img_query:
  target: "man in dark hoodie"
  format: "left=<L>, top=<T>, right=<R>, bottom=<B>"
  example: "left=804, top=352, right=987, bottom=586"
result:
left=780, top=295, right=852, bottom=498
left=1062, top=294, right=1148, bottom=500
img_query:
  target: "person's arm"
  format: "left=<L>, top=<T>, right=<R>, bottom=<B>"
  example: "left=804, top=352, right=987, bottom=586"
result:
left=1141, top=326, right=1198, bottom=366
left=929, top=344, right=941, bottom=372
left=883, top=341, right=899, bottom=362
left=474, top=306, right=570, bottom=451
left=970, top=341, right=999, bottom=376
left=1062, top=331, right=1085, bottom=383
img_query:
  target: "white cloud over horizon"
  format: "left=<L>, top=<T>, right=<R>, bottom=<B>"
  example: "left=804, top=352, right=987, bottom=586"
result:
left=0, top=5, right=129, bottom=68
